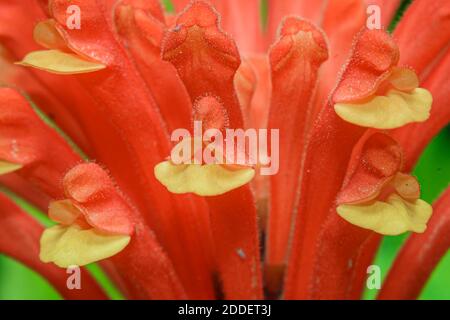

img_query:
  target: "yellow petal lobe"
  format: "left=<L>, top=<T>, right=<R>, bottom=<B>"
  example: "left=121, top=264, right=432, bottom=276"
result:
left=154, top=161, right=255, bottom=196
left=337, top=194, right=433, bottom=235
left=0, top=160, right=22, bottom=175
left=334, top=88, right=432, bottom=129
left=40, top=224, right=130, bottom=267
left=17, top=50, right=106, bottom=74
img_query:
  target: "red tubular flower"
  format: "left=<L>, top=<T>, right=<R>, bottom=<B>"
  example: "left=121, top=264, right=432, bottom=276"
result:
left=299, top=131, right=432, bottom=299
left=340, top=1, right=450, bottom=297
left=0, top=0, right=448, bottom=301
left=41, top=163, right=135, bottom=268
left=20, top=0, right=216, bottom=299
left=378, top=188, right=450, bottom=300
left=0, top=88, right=188, bottom=299
left=0, top=88, right=80, bottom=198
left=160, top=1, right=262, bottom=299
left=265, top=17, right=328, bottom=291
left=283, top=28, right=401, bottom=299
left=0, top=192, right=107, bottom=300
left=43, top=162, right=187, bottom=299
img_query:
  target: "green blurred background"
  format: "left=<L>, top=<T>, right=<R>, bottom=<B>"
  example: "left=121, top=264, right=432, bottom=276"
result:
left=0, top=0, right=448, bottom=300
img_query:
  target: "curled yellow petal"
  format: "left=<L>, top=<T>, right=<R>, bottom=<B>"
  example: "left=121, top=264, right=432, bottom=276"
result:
left=337, top=194, right=433, bottom=235
left=334, top=88, right=432, bottom=129
left=16, top=50, right=106, bottom=74
left=154, top=161, right=255, bottom=196
left=48, top=200, right=82, bottom=225
left=33, top=20, right=67, bottom=49
left=40, top=224, right=130, bottom=267
left=393, top=173, right=420, bottom=200
left=0, top=160, right=22, bottom=175
left=389, top=67, right=419, bottom=91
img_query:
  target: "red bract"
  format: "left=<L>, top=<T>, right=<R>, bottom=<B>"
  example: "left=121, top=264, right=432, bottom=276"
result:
left=0, top=0, right=448, bottom=300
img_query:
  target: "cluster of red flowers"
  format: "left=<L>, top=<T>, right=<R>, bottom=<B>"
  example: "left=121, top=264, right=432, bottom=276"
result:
left=0, top=0, right=448, bottom=300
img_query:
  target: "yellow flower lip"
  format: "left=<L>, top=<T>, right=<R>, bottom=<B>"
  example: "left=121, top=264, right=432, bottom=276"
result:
left=335, top=131, right=433, bottom=236
left=40, top=224, right=130, bottom=268
left=0, top=160, right=23, bottom=175
left=334, top=67, right=433, bottom=129
left=334, top=88, right=432, bottom=129
left=40, top=201, right=132, bottom=267
left=337, top=194, right=432, bottom=236
left=154, top=161, right=255, bottom=196
left=337, top=168, right=433, bottom=236
left=16, top=49, right=106, bottom=75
